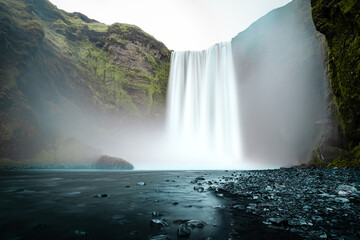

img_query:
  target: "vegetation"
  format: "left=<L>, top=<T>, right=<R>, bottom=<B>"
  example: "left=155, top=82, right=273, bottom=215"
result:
left=311, top=0, right=360, bottom=167
left=0, top=0, right=171, bottom=165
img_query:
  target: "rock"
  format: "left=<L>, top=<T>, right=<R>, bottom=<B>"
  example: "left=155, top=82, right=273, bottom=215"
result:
left=299, top=220, right=313, bottom=226
left=130, top=231, right=138, bottom=236
left=338, top=190, right=349, bottom=196
left=336, top=185, right=358, bottom=195
left=95, top=155, right=134, bottom=170
left=191, top=177, right=205, bottom=184
left=74, top=230, right=87, bottom=236
left=334, top=197, right=350, bottom=203
left=212, top=205, right=225, bottom=209
left=210, top=168, right=360, bottom=239
left=246, top=203, right=257, bottom=210
left=150, top=219, right=168, bottom=227
left=152, top=211, right=160, bottom=217
left=137, top=182, right=145, bottom=186
left=186, top=220, right=206, bottom=228
left=177, top=224, right=190, bottom=237
left=319, top=193, right=336, bottom=198
left=312, top=216, right=324, bottom=221
left=233, top=204, right=246, bottom=210
left=173, top=219, right=190, bottom=224
left=193, top=186, right=204, bottom=192
left=149, top=235, right=169, bottom=240
left=268, top=218, right=288, bottom=227
left=94, top=193, right=109, bottom=198
left=320, top=233, right=327, bottom=239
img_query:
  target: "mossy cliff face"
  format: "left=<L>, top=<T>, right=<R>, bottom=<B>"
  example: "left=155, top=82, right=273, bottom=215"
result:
left=0, top=0, right=170, bottom=166
left=311, top=0, right=360, bottom=167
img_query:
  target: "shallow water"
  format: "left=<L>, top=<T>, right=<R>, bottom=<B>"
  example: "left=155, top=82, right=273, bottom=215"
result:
left=0, top=170, right=230, bottom=240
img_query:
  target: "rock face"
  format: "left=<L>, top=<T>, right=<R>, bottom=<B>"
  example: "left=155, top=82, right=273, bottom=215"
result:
left=311, top=0, right=360, bottom=167
left=95, top=155, right=134, bottom=170
left=0, top=0, right=170, bottom=167
left=231, top=0, right=329, bottom=165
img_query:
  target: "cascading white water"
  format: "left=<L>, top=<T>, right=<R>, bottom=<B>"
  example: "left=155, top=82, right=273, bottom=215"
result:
left=166, top=42, right=242, bottom=168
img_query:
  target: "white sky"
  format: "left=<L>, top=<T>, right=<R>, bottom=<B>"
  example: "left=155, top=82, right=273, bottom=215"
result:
left=49, top=0, right=292, bottom=51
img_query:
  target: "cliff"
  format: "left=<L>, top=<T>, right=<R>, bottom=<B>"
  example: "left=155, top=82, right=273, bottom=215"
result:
left=311, top=0, right=360, bottom=167
left=231, top=0, right=329, bottom=166
left=0, top=0, right=170, bottom=167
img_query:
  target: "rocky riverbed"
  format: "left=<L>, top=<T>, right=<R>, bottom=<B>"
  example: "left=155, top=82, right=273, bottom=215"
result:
left=199, top=167, right=360, bottom=239
left=0, top=168, right=359, bottom=239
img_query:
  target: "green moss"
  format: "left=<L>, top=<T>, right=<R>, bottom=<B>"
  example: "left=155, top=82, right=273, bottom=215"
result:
left=142, top=50, right=157, bottom=67
left=308, top=144, right=343, bottom=167
left=0, top=0, right=171, bottom=165
left=312, top=0, right=360, bottom=150
left=328, top=143, right=360, bottom=168
left=88, top=22, right=108, bottom=33
left=108, top=34, right=128, bottom=45
left=337, top=0, right=357, bottom=14
left=74, top=41, right=139, bottom=114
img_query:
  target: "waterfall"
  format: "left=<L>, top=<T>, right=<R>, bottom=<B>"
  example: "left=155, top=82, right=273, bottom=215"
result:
left=166, top=42, right=242, bottom=167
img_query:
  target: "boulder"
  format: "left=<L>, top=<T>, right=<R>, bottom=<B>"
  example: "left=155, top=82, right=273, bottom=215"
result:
left=94, top=155, right=134, bottom=170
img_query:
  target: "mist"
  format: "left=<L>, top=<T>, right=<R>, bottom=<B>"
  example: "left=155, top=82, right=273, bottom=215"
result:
left=232, top=0, right=326, bottom=166
left=8, top=0, right=327, bottom=170
left=105, top=0, right=327, bottom=169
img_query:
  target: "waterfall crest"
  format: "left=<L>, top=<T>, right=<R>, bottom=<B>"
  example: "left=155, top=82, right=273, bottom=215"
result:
left=166, top=42, right=242, bottom=166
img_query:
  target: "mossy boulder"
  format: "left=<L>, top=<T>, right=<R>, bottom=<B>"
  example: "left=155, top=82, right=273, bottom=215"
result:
left=95, top=155, right=134, bottom=170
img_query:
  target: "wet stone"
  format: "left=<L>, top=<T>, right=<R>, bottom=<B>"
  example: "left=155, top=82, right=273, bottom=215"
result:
left=336, top=185, right=357, bottom=194
left=149, top=235, right=169, bottom=240
left=177, top=224, right=190, bottom=237
left=268, top=218, right=288, bottom=227
left=194, top=186, right=205, bottom=192
left=94, top=194, right=109, bottom=198
left=130, top=231, right=138, bottom=236
left=150, top=219, right=168, bottom=228
left=320, top=233, right=327, bottom=239
left=212, top=204, right=225, bottom=209
left=233, top=204, right=246, bottom=210
left=74, top=230, right=87, bottom=236
left=152, top=211, right=160, bottom=217
left=334, top=197, right=350, bottom=203
left=208, top=168, right=360, bottom=239
left=186, top=220, right=206, bottom=228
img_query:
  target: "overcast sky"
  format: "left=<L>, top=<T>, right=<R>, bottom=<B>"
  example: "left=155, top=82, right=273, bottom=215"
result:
left=49, top=0, right=292, bottom=51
